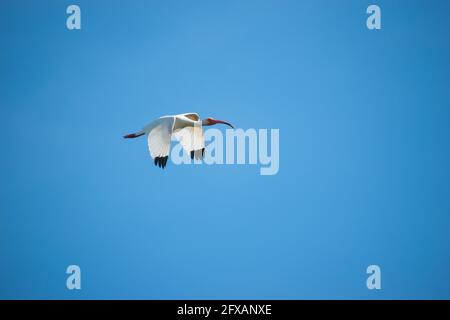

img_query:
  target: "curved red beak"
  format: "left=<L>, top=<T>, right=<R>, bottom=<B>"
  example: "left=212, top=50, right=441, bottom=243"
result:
left=211, top=119, right=234, bottom=129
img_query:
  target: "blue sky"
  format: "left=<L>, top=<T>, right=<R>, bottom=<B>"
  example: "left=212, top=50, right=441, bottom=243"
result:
left=1, top=0, right=449, bottom=299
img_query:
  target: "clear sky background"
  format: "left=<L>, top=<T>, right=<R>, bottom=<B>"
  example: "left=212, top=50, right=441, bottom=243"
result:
left=1, top=0, right=449, bottom=299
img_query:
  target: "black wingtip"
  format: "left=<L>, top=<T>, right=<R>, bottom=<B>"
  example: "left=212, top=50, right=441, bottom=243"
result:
left=154, top=156, right=169, bottom=169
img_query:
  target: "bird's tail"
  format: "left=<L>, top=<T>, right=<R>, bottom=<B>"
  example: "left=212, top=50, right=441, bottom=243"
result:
left=123, top=131, right=145, bottom=139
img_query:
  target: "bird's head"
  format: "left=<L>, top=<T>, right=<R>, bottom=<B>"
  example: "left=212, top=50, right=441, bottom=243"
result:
left=202, top=117, right=234, bottom=128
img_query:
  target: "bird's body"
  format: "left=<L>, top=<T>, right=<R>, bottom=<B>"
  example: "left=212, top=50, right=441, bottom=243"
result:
left=124, top=113, right=233, bottom=168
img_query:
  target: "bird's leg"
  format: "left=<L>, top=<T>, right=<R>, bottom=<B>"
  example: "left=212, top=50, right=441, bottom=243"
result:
left=123, top=132, right=145, bottom=139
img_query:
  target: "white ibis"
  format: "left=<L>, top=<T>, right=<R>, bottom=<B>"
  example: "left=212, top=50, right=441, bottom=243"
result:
left=124, top=113, right=234, bottom=168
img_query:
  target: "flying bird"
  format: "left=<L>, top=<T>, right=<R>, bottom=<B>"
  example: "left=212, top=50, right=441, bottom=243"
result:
left=123, top=113, right=234, bottom=169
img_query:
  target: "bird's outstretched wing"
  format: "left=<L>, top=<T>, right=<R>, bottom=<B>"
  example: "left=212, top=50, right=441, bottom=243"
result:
left=173, top=125, right=205, bottom=160
left=146, top=117, right=175, bottom=168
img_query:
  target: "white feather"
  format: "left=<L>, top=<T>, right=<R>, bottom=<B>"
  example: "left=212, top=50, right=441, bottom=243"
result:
left=144, top=117, right=175, bottom=159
